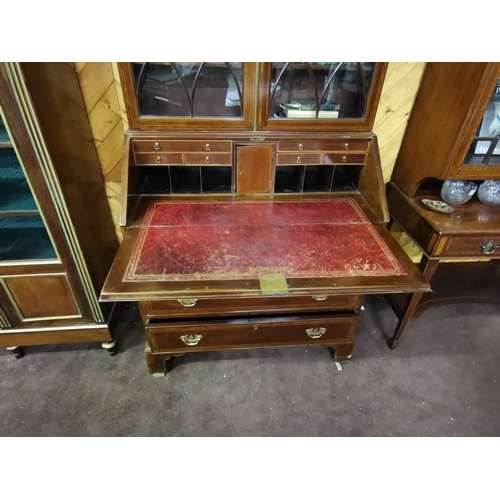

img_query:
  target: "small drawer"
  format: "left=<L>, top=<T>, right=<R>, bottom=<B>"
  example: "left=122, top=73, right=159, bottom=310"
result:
left=322, top=153, right=366, bottom=164
left=437, top=234, right=500, bottom=258
left=135, top=153, right=183, bottom=165
left=277, top=153, right=322, bottom=165
left=185, top=153, right=232, bottom=165
left=278, top=139, right=369, bottom=153
left=140, top=295, right=363, bottom=320
left=146, top=314, right=358, bottom=353
left=133, top=140, right=232, bottom=153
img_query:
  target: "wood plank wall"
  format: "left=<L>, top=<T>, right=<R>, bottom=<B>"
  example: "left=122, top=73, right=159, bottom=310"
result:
left=75, top=62, right=426, bottom=255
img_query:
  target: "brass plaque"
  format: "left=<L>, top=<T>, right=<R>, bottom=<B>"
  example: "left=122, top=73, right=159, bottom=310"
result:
left=259, top=273, right=288, bottom=295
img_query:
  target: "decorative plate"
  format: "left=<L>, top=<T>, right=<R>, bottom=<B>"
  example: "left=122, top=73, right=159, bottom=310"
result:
left=421, top=199, right=455, bottom=214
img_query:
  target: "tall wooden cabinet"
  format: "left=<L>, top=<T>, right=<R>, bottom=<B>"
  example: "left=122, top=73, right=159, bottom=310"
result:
left=101, top=62, right=429, bottom=376
left=387, top=62, right=500, bottom=348
left=0, top=62, right=120, bottom=357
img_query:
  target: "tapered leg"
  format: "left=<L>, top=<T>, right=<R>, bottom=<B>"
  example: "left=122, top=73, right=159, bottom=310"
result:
left=389, top=256, right=439, bottom=349
left=330, top=343, right=355, bottom=363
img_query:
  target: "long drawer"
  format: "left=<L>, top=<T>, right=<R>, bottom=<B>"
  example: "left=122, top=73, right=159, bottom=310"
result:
left=278, top=139, right=369, bottom=153
left=146, top=313, right=358, bottom=353
left=132, top=140, right=232, bottom=153
left=436, top=234, right=500, bottom=258
left=140, top=294, right=363, bottom=320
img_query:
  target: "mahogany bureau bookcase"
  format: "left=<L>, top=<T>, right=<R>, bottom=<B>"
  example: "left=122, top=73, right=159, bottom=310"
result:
left=386, top=62, right=500, bottom=349
left=0, top=63, right=120, bottom=357
left=100, top=62, right=429, bottom=376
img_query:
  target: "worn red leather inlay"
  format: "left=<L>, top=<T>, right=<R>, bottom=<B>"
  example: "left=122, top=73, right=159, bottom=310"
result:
left=124, top=199, right=407, bottom=281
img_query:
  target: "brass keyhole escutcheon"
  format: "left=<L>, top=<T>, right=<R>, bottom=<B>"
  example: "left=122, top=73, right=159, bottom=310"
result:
left=296, top=156, right=302, bottom=164
left=155, top=156, right=162, bottom=164
left=306, top=327, right=326, bottom=339
left=180, top=334, right=203, bottom=346
left=344, top=143, right=350, bottom=150
left=298, top=143, right=303, bottom=151
left=342, top=156, right=347, bottom=163
left=206, top=156, right=211, bottom=163
left=205, top=143, right=211, bottom=151
left=154, top=142, right=160, bottom=150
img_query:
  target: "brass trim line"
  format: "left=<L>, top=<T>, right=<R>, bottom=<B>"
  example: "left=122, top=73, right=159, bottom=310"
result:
left=4, top=63, right=104, bottom=322
left=0, top=304, right=12, bottom=328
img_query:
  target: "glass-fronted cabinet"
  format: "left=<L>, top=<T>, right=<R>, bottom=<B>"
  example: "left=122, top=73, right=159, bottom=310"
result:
left=0, top=110, right=57, bottom=262
left=119, top=62, right=257, bottom=130
left=118, top=62, right=387, bottom=132
left=258, top=62, right=386, bottom=131
left=0, top=62, right=119, bottom=357
left=460, top=74, right=500, bottom=170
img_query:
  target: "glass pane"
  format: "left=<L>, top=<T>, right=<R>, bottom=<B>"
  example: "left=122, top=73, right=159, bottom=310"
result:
left=268, top=62, right=375, bottom=120
left=0, top=149, right=38, bottom=212
left=0, top=114, right=9, bottom=143
left=463, top=78, right=500, bottom=166
left=0, top=108, right=57, bottom=262
left=0, top=215, right=57, bottom=261
left=133, top=62, right=243, bottom=118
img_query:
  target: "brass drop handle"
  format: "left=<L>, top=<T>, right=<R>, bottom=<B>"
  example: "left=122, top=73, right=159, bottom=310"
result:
left=180, top=334, right=203, bottom=346
left=342, top=156, right=347, bottom=163
left=206, top=156, right=211, bottom=163
left=154, top=142, right=160, bottom=150
left=306, top=327, right=326, bottom=339
left=178, top=298, right=198, bottom=307
left=155, top=156, right=162, bottom=164
left=312, top=295, right=327, bottom=301
left=205, top=143, right=211, bottom=151
left=480, top=240, right=499, bottom=254
left=298, top=143, right=303, bottom=151
left=296, top=156, right=302, bottom=164
left=344, top=143, right=350, bottom=151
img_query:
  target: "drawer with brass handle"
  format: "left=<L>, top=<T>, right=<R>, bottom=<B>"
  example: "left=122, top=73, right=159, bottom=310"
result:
left=435, top=234, right=500, bottom=258
left=139, top=295, right=363, bottom=320
left=322, top=153, right=366, bottom=165
left=134, top=153, right=184, bottom=165
left=184, top=153, right=232, bottom=166
left=276, top=153, right=322, bottom=165
left=146, top=313, right=358, bottom=353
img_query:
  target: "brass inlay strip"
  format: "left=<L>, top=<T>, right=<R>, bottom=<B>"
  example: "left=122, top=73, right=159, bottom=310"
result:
left=4, top=63, right=104, bottom=322
left=0, top=303, right=12, bottom=328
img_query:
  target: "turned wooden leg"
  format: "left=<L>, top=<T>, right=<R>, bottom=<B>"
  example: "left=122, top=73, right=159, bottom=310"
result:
left=6, top=346, right=25, bottom=359
left=101, top=340, right=118, bottom=356
left=389, top=256, right=439, bottom=349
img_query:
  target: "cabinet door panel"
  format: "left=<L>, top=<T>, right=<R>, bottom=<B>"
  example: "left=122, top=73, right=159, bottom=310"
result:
left=236, top=145, right=273, bottom=194
left=1, top=274, right=81, bottom=321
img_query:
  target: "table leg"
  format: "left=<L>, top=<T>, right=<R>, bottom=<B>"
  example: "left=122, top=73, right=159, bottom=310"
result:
left=389, top=256, right=438, bottom=349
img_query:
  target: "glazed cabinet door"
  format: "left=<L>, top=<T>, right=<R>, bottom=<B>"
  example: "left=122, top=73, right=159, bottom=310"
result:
left=119, top=62, right=257, bottom=131
left=448, top=64, right=500, bottom=180
left=257, top=62, right=387, bottom=132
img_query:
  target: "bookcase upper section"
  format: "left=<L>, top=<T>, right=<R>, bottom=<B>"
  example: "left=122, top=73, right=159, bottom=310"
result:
left=118, top=62, right=387, bottom=132
left=391, top=62, right=500, bottom=197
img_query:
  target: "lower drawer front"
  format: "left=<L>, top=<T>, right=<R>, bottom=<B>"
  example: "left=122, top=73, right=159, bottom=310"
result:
left=141, top=294, right=363, bottom=319
left=277, top=153, right=322, bottom=165
left=134, top=153, right=184, bottom=165
left=440, top=234, right=500, bottom=258
left=146, top=314, right=358, bottom=352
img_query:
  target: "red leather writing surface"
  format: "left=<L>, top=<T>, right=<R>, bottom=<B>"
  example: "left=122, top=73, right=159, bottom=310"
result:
left=125, top=199, right=406, bottom=281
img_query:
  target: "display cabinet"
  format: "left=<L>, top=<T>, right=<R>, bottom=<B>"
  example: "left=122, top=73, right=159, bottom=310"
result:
left=101, top=61, right=429, bottom=376
left=0, top=62, right=120, bottom=357
left=387, top=62, right=500, bottom=348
